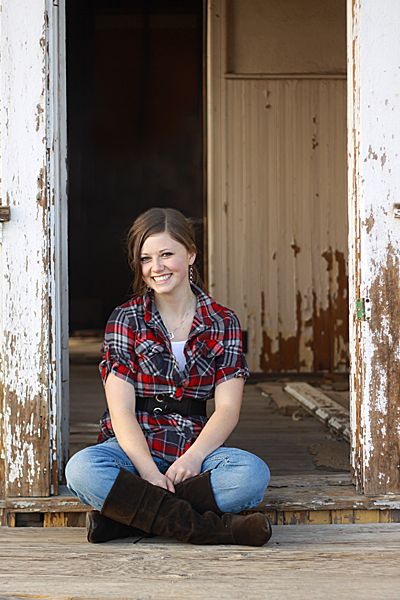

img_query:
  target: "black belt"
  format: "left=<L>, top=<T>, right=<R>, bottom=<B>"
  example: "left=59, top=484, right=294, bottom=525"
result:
left=135, top=394, right=207, bottom=417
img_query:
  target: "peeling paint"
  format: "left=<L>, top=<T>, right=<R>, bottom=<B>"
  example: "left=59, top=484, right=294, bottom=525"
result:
left=0, top=0, right=53, bottom=497
left=216, top=76, right=348, bottom=373
left=364, top=211, right=375, bottom=234
left=348, top=0, right=400, bottom=494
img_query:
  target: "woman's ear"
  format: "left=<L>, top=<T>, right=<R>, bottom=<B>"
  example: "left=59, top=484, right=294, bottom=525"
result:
left=188, top=248, right=197, bottom=265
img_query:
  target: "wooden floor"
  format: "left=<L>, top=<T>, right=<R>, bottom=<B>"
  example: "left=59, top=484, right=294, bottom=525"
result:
left=2, top=366, right=399, bottom=527
left=1, top=524, right=400, bottom=599
left=70, top=364, right=351, bottom=477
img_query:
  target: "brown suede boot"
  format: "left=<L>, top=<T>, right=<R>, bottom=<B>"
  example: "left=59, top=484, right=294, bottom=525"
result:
left=87, top=471, right=217, bottom=543
left=86, top=510, right=154, bottom=543
left=101, top=469, right=272, bottom=546
left=174, top=471, right=223, bottom=515
left=87, top=470, right=219, bottom=543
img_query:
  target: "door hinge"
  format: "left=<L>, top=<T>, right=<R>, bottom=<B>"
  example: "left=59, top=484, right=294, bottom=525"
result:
left=356, top=297, right=371, bottom=321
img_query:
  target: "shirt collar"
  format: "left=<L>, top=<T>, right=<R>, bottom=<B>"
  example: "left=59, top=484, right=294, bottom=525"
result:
left=143, top=282, right=214, bottom=339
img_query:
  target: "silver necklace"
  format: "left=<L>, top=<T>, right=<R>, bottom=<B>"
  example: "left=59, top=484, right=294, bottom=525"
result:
left=162, top=299, right=196, bottom=340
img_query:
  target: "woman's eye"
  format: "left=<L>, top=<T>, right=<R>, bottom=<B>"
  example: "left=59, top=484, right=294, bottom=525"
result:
left=162, top=252, right=173, bottom=257
left=140, top=257, right=150, bottom=262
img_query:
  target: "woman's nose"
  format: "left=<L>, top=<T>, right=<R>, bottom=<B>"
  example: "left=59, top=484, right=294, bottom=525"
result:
left=151, top=257, right=164, bottom=272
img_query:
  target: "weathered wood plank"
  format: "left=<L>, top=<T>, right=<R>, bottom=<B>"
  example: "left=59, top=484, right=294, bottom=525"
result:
left=348, top=0, right=400, bottom=495
left=1, top=525, right=400, bottom=599
left=331, top=510, right=354, bottom=525
left=308, top=510, right=331, bottom=525
left=256, top=382, right=300, bottom=415
left=284, top=382, right=350, bottom=440
left=0, top=0, right=53, bottom=497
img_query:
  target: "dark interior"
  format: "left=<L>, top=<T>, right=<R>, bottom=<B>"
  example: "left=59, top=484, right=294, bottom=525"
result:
left=66, top=0, right=205, bottom=333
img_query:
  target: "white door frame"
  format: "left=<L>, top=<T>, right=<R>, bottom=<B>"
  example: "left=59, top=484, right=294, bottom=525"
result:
left=48, top=0, right=69, bottom=484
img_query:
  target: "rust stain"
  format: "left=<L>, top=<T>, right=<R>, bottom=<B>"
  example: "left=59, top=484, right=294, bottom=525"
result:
left=367, top=245, right=400, bottom=494
left=291, top=241, right=301, bottom=257
left=260, top=291, right=265, bottom=328
left=260, top=292, right=304, bottom=372
left=364, top=211, right=375, bottom=234
left=4, top=387, right=50, bottom=498
left=312, top=249, right=349, bottom=371
left=259, top=248, right=348, bottom=373
left=37, top=166, right=47, bottom=208
left=35, top=103, right=44, bottom=132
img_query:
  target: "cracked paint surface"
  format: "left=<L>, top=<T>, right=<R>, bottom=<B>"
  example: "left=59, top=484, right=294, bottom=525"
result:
left=0, top=1, right=53, bottom=497
left=349, top=0, right=400, bottom=494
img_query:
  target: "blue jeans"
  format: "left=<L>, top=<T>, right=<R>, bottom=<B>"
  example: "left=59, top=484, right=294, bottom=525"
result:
left=65, top=437, right=270, bottom=514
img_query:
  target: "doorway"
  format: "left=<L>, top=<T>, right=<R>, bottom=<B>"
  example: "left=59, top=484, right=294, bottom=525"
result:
left=66, top=0, right=205, bottom=458
left=67, top=0, right=205, bottom=333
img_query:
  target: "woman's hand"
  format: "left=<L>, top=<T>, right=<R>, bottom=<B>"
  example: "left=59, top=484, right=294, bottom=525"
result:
left=142, top=469, right=175, bottom=493
left=165, top=449, right=204, bottom=485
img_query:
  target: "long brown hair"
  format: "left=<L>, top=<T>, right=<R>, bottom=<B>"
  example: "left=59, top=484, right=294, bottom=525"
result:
left=127, top=207, right=203, bottom=296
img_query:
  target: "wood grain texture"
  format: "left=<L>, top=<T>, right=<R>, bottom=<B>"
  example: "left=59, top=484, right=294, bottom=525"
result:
left=0, top=525, right=400, bottom=599
left=284, top=382, right=350, bottom=440
left=209, top=2, right=348, bottom=373
left=348, top=0, right=400, bottom=496
left=0, top=0, right=52, bottom=497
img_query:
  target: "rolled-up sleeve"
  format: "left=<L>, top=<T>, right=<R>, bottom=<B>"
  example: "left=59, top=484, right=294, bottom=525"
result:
left=214, top=312, right=250, bottom=386
left=99, top=307, right=136, bottom=387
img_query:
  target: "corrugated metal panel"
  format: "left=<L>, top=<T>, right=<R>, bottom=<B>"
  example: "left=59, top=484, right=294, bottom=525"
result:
left=210, top=78, right=348, bottom=372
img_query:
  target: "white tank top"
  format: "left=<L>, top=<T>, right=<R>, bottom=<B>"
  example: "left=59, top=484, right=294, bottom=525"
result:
left=171, top=340, right=187, bottom=372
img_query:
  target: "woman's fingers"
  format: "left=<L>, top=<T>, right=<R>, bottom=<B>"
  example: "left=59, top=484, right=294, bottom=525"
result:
left=165, top=477, right=175, bottom=493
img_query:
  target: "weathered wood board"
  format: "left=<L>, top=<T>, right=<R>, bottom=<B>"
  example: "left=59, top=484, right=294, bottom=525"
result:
left=0, top=525, right=400, bottom=599
left=348, top=0, right=400, bottom=495
left=256, top=382, right=300, bottom=415
left=284, top=382, right=350, bottom=440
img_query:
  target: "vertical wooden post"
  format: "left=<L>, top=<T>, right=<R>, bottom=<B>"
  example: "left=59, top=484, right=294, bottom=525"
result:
left=207, top=0, right=229, bottom=302
left=0, top=0, right=67, bottom=497
left=348, top=0, right=400, bottom=495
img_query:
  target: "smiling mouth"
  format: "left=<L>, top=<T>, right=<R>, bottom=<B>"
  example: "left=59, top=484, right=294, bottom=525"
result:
left=152, top=274, right=172, bottom=282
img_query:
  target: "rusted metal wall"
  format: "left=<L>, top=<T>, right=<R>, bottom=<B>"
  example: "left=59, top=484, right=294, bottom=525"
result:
left=348, top=0, right=400, bottom=495
left=208, top=0, right=348, bottom=373
left=0, top=0, right=60, bottom=497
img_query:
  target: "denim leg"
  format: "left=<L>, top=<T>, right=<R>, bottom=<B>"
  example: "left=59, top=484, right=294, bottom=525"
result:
left=65, top=437, right=169, bottom=511
left=201, top=447, right=270, bottom=514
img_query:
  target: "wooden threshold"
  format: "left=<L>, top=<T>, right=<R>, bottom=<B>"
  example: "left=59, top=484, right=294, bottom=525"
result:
left=2, top=475, right=400, bottom=527
left=263, top=473, right=400, bottom=525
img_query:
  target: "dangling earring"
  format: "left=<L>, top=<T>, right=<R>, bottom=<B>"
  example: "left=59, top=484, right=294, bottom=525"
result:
left=189, top=265, right=194, bottom=283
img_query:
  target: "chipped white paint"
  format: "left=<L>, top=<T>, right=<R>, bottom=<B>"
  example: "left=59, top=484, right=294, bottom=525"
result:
left=0, top=0, right=63, bottom=497
left=348, top=0, right=400, bottom=494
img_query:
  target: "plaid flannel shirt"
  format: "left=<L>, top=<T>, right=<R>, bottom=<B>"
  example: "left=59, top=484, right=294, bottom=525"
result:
left=98, top=282, right=250, bottom=462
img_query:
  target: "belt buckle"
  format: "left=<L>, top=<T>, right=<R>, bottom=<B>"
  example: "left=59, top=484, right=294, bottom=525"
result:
left=153, top=394, right=168, bottom=416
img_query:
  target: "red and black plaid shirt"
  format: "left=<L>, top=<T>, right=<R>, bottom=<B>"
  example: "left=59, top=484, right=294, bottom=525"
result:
left=98, top=283, right=250, bottom=462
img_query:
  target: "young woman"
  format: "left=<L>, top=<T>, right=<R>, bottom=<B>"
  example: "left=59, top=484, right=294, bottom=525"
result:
left=66, top=207, right=271, bottom=546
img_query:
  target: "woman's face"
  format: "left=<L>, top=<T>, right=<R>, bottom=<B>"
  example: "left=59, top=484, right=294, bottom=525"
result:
left=140, top=231, right=196, bottom=296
